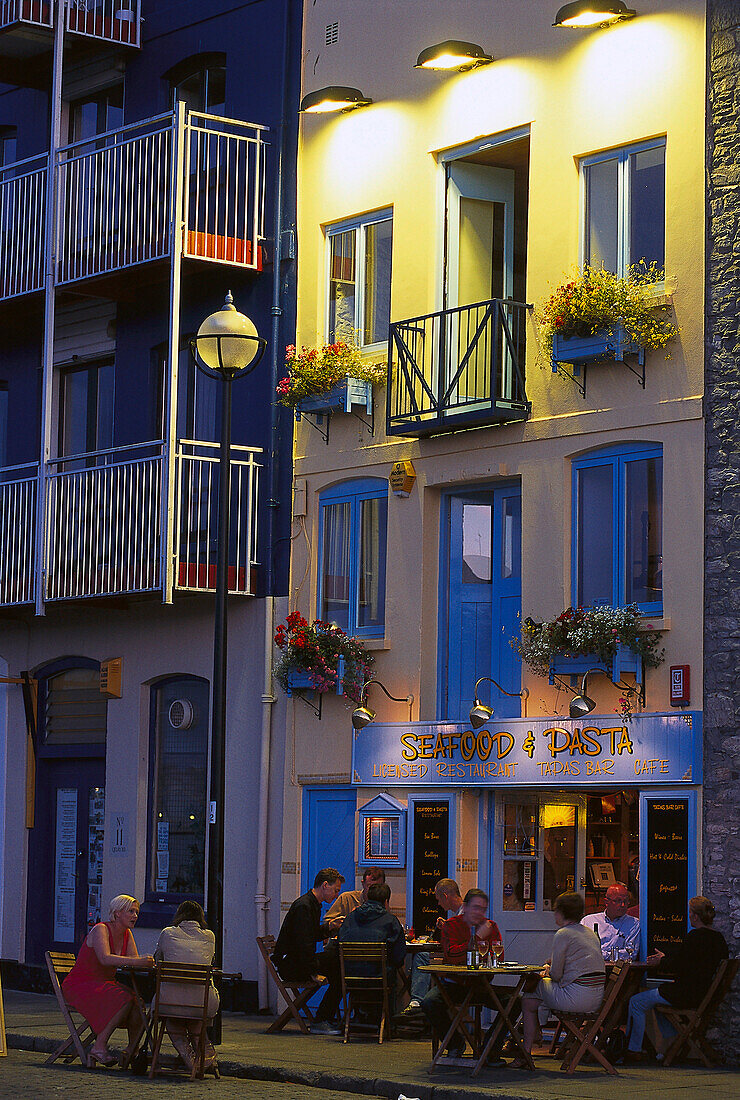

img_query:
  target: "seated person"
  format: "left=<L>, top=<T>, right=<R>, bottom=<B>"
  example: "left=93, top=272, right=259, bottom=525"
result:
left=334, top=883, right=405, bottom=1018
left=62, top=893, right=154, bottom=1067
left=325, top=867, right=386, bottom=923
left=583, top=883, right=640, bottom=960
left=625, top=895, right=729, bottom=1063
left=273, top=867, right=344, bottom=1035
left=421, top=888, right=505, bottom=1061
left=400, top=877, right=464, bottom=1018
left=153, top=900, right=219, bottom=1072
left=516, top=891, right=605, bottom=1068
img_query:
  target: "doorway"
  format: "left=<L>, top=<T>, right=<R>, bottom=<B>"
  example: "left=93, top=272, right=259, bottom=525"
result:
left=301, top=787, right=357, bottom=894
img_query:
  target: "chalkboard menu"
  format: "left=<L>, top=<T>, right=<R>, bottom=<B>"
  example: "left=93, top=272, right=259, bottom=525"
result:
left=412, top=801, right=449, bottom=935
left=646, top=798, right=689, bottom=968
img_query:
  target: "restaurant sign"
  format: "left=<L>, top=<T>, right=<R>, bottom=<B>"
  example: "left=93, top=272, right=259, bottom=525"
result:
left=352, top=712, right=702, bottom=787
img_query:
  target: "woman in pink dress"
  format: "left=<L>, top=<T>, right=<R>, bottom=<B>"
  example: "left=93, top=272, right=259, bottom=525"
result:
left=62, top=893, right=154, bottom=1066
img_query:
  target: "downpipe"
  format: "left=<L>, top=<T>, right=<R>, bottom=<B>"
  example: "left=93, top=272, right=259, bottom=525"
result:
left=255, top=594, right=275, bottom=1008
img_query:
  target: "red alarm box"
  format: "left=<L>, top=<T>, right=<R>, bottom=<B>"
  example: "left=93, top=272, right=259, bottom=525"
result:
left=670, top=665, right=690, bottom=707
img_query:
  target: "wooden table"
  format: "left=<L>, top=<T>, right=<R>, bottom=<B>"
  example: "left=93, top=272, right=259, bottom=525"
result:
left=419, top=962, right=542, bottom=1076
left=397, top=940, right=437, bottom=1000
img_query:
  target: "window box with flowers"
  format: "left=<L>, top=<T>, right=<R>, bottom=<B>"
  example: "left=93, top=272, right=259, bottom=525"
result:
left=274, top=612, right=374, bottom=705
left=276, top=341, right=386, bottom=419
left=540, top=266, right=678, bottom=398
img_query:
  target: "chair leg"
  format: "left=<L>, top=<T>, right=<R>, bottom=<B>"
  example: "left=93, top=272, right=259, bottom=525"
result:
left=148, top=1021, right=166, bottom=1079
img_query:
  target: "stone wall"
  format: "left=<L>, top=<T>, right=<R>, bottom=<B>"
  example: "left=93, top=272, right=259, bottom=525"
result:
left=704, top=0, right=740, bottom=1064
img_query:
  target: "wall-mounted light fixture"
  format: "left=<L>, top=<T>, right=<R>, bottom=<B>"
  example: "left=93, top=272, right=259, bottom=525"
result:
left=469, top=676, right=529, bottom=729
left=568, top=667, right=640, bottom=719
left=299, top=86, right=372, bottom=113
left=553, top=2, right=636, bottom=28
left=415, top=40, right=493, bottom=71
left=352, top=679, right=414, bottom=729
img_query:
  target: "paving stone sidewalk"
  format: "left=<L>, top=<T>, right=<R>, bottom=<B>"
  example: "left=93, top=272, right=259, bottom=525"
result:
left=4, top=989, right=740, bottom=1100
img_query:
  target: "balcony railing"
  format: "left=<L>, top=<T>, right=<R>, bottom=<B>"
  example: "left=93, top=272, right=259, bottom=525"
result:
left=0, top=440, right=262, bottom=606
left=0, top=0, right=141, bottom=47
left=0, top=110, right=267, bottom=302
left=387, top=298, right=531, bottom=437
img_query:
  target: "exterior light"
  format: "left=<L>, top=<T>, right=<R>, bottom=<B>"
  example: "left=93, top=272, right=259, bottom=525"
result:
left=415, top=40, right=493, bottom=71
left=352, top=680, right=414, bottom=729
left=568, top=667, right=640, bottom=719
left=299, top=86, right=372, bottom=114
left=191, top=291, right=266, bottom=379
left=553, top=2, right=636, bottom=28
left=469, top=676, right=529, bottom=729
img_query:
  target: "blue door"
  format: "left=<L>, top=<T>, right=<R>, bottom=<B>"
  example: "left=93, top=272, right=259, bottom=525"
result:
left=443, top=486, right=522, bottom=721
left=301, top=787, right=357, bottom=894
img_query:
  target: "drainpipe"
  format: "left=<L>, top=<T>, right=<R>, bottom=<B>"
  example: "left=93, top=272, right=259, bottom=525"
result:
left=255, top=595, right=275, bottom=1008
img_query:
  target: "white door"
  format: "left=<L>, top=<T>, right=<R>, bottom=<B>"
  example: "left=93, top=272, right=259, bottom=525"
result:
left=490, top=792, right=587, bottom=964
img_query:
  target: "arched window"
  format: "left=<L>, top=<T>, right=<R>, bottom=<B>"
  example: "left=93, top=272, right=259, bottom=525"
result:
left=318, top=478, right=388, bottom=637
left=165, top=53, right=226, bottom=116
left=41, top=658, right=107, bottom=745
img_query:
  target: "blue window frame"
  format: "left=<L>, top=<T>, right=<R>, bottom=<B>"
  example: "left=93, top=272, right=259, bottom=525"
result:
left=572, top=443, right=663, bottom=615
left=326, top=209, right=393, bottom=348
left=581, top=139, right=665, bottom=277
left=318, top=478, right=388, bottom=638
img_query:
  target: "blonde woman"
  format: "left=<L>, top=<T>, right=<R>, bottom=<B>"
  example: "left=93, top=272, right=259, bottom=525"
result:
left=62, top=894, right=154, bottom=1067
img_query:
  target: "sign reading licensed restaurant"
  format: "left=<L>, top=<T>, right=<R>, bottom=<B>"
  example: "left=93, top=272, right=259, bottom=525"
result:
left=352, top=712, right=702, bottom=787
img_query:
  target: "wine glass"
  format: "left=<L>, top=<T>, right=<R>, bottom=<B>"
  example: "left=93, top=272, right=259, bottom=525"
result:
left=492, top=942, right=504, bottom=968
left=478, top=939, right=490, bottom=968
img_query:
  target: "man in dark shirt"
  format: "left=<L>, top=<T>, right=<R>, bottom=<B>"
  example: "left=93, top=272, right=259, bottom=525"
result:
left=273, top=867, right=345, bottom=1034
left=338, top=883, right=406, bottom=967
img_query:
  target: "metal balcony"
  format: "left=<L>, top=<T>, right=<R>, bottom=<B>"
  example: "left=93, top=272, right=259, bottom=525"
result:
left=0, top=440, right=262, bottom=607
left=386, top=298, right=531, bottom=437
left=0, top=109, right=267, bottom=301
left=0, top=0, right=141, bottom=52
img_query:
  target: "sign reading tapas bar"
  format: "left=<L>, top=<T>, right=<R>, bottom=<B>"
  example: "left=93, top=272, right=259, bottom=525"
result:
left=351, top=712, right=702, bottom=787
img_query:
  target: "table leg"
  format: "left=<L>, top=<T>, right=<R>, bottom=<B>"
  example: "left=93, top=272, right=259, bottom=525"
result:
left=428, top=975, right=478, bottom=1069
left=473, top=976, right=534, bottom=1076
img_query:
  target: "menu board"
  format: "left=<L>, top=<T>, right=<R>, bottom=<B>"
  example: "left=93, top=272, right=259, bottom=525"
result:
left=412, top=801, right=449, bottom=935
left=646, top=798, right=689, bottom=968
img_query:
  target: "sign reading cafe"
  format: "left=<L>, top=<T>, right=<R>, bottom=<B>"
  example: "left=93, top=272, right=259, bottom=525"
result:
left=352, top=713, right=702, bottom=787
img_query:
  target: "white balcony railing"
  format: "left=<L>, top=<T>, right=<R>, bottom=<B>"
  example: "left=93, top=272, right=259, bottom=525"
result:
left=0, top=440, right=262, bottom=605
left=0, top=0, right=141, bottom=47
left=0, top=0, right=52, bottom=31
left=0, top=153, right=47, bottom=300
left=0, top=463, right=37, bottom=606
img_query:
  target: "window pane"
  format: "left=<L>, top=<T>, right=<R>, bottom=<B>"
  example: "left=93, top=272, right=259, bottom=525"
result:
left=363, top=218, right=392, bottom=344
left=501, top=494, right=521, bottom=580
left=60, top=369, right=90, bottom=457
left=541, top=802, right=577, bottom=909
left=585, top=158, right=619, bottom=272
left=626, top=456, right=662, bottom=606
left=629, top=145, right=665, bottom=272
left=577, top=463, right=614, bottom=607
left=45, top=667, right=107, bottom=744
left=321, top=501, right=351, bottom=629
left=96, top=362, right=114, bottom=451
left=462, top=503, right=492, bottom=583
left=357, top=495, right=387, bottom=630
left=328, top=230, right=356, bottom=343
left=150, top=678, right=209, bottom=898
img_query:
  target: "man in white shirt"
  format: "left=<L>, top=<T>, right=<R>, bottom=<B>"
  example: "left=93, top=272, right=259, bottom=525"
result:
left=583, top=882, right=640, bottom=960
left=324, top=867, right=386, bottom=924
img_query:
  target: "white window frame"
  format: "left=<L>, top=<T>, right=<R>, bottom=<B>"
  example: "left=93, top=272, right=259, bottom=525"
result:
left=579, top=137, right=666, bottom=278
left=324, top=208, right=393, bottom=350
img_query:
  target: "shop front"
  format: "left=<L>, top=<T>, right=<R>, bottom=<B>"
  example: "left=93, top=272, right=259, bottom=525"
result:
left=352, top=712, right=701, bottom=965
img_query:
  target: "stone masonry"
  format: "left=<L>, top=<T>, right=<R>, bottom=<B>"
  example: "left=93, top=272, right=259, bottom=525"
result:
left=705, top=0, right=740, bottom=1064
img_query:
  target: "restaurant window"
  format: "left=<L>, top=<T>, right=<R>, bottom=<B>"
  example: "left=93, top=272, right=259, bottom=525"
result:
left=581, top=139, right=665, bottom=277
left=318, top=478, right=388, bottom=638
left=572, top=443, right=663, bottom=614
left=327, top=210, right=393, bottom=347
left=147, top=676, right=209, bottom=903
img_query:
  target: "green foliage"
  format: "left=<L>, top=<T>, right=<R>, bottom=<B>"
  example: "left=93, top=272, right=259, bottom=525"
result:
left=274, top=612, right=374, bottom=704
left=514, top=604, right=664, bottom=678
left=276, top=341, right=386, bottom=407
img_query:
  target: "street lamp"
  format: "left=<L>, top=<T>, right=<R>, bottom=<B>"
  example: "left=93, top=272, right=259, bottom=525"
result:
left=190, top=291, right=266, bottom=983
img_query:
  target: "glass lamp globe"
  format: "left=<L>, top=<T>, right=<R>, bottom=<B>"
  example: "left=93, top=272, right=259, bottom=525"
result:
left=195, top=291, right=261, bottom=376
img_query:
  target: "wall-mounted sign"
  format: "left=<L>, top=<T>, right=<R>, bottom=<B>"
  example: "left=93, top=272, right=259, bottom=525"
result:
left=100, top=657, right=123, bottom=698
left=412, top=801, right=448, bottom=935
left=352, top=712, right=702, bottom=787
left=389, top=460, right=416, bottom=498
left=645, top=797, right=689, bottom=967
left=670, top=665, right=690, bottom=707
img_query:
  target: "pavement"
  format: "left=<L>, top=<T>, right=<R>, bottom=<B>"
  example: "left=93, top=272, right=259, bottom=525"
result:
left=4, top=988, right=740, bottom=1100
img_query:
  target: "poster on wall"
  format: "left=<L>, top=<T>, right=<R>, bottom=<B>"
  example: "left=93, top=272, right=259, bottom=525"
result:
left=645, top=798, right=689, bottom=968
left=411, top=801, right=448, bottom=936
left=54, top=789, right=78, bottom=943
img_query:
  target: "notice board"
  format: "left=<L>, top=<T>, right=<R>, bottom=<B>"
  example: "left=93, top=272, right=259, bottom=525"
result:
left=646, top=797, right=689, bottom=968
left=412, top=800, right=449, bottom=935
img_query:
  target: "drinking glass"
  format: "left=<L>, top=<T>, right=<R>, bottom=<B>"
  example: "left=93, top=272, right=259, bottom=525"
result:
left=478, top=940, right=490, bottom=968
left=492, top=942, right=504, bottom=968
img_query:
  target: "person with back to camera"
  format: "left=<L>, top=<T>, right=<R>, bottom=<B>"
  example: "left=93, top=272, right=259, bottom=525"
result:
left=514, top=891, right=605, bottom=1068
left=624, top=895, right=729, bottom=1063
left=153, top=900, right=219, bottom=1073
left=62, top=893, right=155, bottom=1067
left=325, top=867, right=386, bottom=924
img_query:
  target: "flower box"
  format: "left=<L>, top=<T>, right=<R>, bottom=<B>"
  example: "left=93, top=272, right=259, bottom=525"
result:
left=551, top=325, right=645, bottom=373
left=295, top=376, right=373, bottom=419
left=284, top=656, right=346, bottom=697
left=549, top=644, right=643, bottom=687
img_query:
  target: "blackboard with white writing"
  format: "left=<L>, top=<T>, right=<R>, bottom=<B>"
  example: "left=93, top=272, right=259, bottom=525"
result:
left=412, top=801, right=449, bottom=935
left=646, top=798, right=689, bottom=968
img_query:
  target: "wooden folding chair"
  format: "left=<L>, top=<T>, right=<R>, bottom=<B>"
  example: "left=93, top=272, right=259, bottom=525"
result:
left=44, top=952, right=95, bottom=1067
left=654, top=958, right=738, bottom=1068
left=552, top=962, right=630, bottom=1075
left=148, top=961, right=219, bottom=1080
left=257, top=935, right=327, bottom=1034
left=338, top=942, right=393, bottom=1044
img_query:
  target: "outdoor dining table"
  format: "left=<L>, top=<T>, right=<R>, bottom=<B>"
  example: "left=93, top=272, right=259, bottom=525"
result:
left=418, top=961, right=542, bottom=1076
left=396, top=939, right=438, bottom=1000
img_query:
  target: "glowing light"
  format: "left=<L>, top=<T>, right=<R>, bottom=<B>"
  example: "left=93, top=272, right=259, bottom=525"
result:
left=416, top=40, right=493, bottom=72
left=553, top=2, right=636, bottom=29
left=300, top=86, right=372, bottom=113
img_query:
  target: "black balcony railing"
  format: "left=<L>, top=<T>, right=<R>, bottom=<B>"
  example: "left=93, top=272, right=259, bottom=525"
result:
left=386, top=297, right=531, bottom=437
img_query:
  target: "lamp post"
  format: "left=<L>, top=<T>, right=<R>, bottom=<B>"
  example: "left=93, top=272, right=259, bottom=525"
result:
left=190, top=292, right=266, bottom=988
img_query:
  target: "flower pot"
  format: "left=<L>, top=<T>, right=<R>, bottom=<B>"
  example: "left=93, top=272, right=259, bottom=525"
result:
left=285, top=663, right=345, bottom=697
left=295, top=376, right=373, bottom=418
left=549, top=644, right=643, bottom=687
left=551, top=324, right=644, bottom=373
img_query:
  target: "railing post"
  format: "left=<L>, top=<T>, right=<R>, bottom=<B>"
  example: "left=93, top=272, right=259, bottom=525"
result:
left=161, top=101, right=186, bottom=603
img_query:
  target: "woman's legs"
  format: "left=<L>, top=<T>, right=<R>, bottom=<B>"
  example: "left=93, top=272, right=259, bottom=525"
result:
left=165, top=1019, right=195, bottom=1071
left=520, top=996, right=541, bottom=1054
left=90, top=1001, right=132, bottom=1057
left=626, top=988, right=671, bottom=1052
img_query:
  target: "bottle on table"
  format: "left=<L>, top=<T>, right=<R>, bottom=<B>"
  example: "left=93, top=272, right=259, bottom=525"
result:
left=466, top=928, right=479, bottom=969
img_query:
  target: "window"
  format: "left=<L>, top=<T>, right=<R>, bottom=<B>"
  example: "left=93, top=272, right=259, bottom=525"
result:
left=0, top=127, right=17, bottom=168
left=44, top=664, right=107, bottom=745
left=581, top=139, right=665, bottom=276
left=573, top=444, right=663, bottom=614
left=148, top=677, right=209, bottom=903
left=0, top=382, right=7, bottom=468
left=68, top=85, right=124, bottom=144
left=59, top=359, right=114, bottom=460
left=327, top=211, right=392, bottom=347
left=318, top=478, right=388, bottom=638
left=168, top=53, right=226, bottom=115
